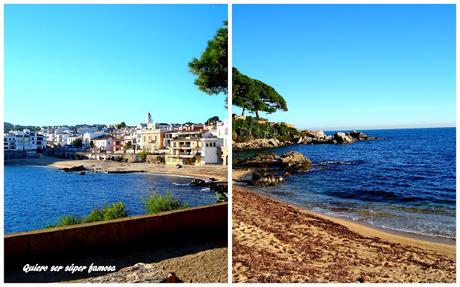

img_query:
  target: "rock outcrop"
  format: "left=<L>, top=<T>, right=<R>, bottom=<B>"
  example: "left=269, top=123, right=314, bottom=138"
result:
left=234, top=130, right=375, bottom=151
left=60, top=165, right=88, bottom=172
left=191, top=178, right=228, bottom=201
left=236, top=151, right=312, bottom=187
left=233, top=138, right=286, bottom=150
left=281, top=151, right=312, bottom=166
left=334, top=132, right=354, bottom=144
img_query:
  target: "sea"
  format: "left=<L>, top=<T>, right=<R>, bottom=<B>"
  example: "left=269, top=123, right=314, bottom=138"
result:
left=235, top=127, right=456, bottom=240
left=4, top=167, right=217, bottom=234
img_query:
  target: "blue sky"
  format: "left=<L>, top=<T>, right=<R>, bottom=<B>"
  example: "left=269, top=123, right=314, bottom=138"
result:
left=233, top=4, right=456, bottom=130
left=5, top=4, right=227, bottom=126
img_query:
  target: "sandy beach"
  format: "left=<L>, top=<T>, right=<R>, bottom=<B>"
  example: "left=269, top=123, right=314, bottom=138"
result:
left=232, top=187, right=456, bottom=283
left=51, top=159, right=227, bottom=181
left=4, top=156, right=228, bottom=181
left=6, top=156, right=227, bottom=181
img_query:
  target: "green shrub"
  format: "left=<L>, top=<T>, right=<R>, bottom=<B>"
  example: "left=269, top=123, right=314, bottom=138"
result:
left=47, top=202, right=127, bottom=228
left=47, top=215, right=82, bottom=228
left=83, top=202, right=127, bottom=223
left=143, top=192, right=189, bottom=214
left=101, top=202, right=127, bottom=220
left=82, top=209, right=104, bottom=223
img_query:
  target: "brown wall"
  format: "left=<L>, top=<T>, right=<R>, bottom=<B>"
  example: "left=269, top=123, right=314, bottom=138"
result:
left=5, top=203, right=227, bottom=262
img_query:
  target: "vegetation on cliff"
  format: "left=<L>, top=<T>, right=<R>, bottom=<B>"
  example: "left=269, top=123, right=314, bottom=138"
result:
left=232, top=116, right=300, bottom=143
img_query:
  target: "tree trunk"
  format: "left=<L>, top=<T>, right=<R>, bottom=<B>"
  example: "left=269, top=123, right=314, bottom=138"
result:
left=255, top=110, right=260, bottom=118
left=241, top=108, right=245, bottom=116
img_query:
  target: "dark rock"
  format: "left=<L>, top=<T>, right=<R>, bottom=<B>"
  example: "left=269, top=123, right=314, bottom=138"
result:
left=161, top=272, right=183, bottom=283
left=237, top=153, right=281, bottom=168
left=250, top=169, right=284, bottom=186
left=191, top=179, right=228, bottom=201
left=280, top=151, right=312, bottom=166
left=61, top=165, right=87, bottom=172
left=334, top=132, right=355, bottom=144
left=190, top=179, right=207, bottom=186
left=79, top=171, right=85, bottom=175
left=349, top=130, right=369, bottom=140
left=239, top=151, right=313, bottom=187
left=107, top=170, right=144, bottom=174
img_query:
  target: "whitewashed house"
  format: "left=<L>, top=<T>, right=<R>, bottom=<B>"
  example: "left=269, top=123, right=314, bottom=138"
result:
left=92, top=135, right=115, bottom=152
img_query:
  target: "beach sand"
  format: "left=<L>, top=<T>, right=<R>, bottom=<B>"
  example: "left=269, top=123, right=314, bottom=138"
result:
left=47, top=158, right=228, bottom=181
left=70, top=247, right=228, bottom=283
left=232, top=187, right=456, bottom=283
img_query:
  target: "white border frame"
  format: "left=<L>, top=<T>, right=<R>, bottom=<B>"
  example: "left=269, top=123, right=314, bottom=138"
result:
left=1, top=0, right=458, bottom=285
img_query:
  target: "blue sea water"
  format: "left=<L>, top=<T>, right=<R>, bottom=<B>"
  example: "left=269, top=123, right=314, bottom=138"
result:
left=4, top=167, right=217, bottom=234
left=236, top=128, right=456, bottom=239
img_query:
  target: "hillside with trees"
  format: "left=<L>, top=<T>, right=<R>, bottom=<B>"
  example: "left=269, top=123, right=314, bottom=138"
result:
left=232, top=68, right=294, bottom=143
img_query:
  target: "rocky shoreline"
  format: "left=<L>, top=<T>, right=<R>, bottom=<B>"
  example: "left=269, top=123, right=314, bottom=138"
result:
left=58, top=162, right=228, bottom=201
left=235, top=151, right=312, bottom=186
left=233, top=130, right=374, bottom=151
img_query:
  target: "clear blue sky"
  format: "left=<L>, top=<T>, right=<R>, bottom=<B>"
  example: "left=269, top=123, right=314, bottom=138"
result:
left=5, top=4, right=227, bottom=126
left=233, top=4, right=456, bottom=130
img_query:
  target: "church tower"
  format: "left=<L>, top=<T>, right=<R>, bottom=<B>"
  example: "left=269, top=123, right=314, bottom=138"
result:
left=146, top=112, right=153, bottom=125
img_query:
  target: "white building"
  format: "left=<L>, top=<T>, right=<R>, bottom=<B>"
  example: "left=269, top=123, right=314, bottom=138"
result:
left=209, top=119, right=228, bottom=165
left=65, top=134, right=83, bottom=146
left=4, top=129, right=46, bottom=152
left=83, top=131, right=106, bottom=148
left=200, top=132, right=223, bottom=164
left=92, top=135, right=114, bottom=152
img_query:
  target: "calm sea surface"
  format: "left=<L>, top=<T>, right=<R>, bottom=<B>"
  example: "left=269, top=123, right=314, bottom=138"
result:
left=236, top=128, right=456, bottom=239
left=4, top=167, right=217, bottom=234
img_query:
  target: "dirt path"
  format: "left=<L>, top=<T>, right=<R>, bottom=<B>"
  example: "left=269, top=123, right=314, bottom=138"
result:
left=232, top=187, right=456, bottom=283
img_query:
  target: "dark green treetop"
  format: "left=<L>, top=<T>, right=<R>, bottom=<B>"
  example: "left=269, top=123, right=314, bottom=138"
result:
left=189, top=20, right=228, bottom=96
left=232, top=68, right=287, bottom=118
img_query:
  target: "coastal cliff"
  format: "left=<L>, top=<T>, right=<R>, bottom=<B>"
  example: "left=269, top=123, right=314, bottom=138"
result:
left=232, top=117, right=374, bottom=151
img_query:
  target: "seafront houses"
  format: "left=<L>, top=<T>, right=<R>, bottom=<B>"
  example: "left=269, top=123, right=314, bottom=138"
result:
left=91, top=135, right=115, bottom=153
left=65, top=134, right=83, bottom=146
left=4, top=129, right=46, bottom=159
left=141, top=128, right=163, bottom=153
left=113, top=136, right=125, bottom=153
left=166, top=132, right=203, bottom=166
left=165, top=131, right=223, bottom=166
left=200, top=132, right=224, bottom=164
left=139, top=112, right=164, bottom=153
left=209, top=119, right=229, bottom=164
left=82, top=131, right=106, bottom=149
left=164, top=131, right=179, bottom=148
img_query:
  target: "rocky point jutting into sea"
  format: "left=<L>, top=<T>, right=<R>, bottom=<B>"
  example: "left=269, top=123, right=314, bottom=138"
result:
left=233, top=130, right=374, bottom=150
left=233, top=130, right=373, bottom=186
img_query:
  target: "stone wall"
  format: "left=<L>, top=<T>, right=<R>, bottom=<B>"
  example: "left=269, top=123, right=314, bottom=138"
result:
left=5, top=203, right=227, bottom=263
